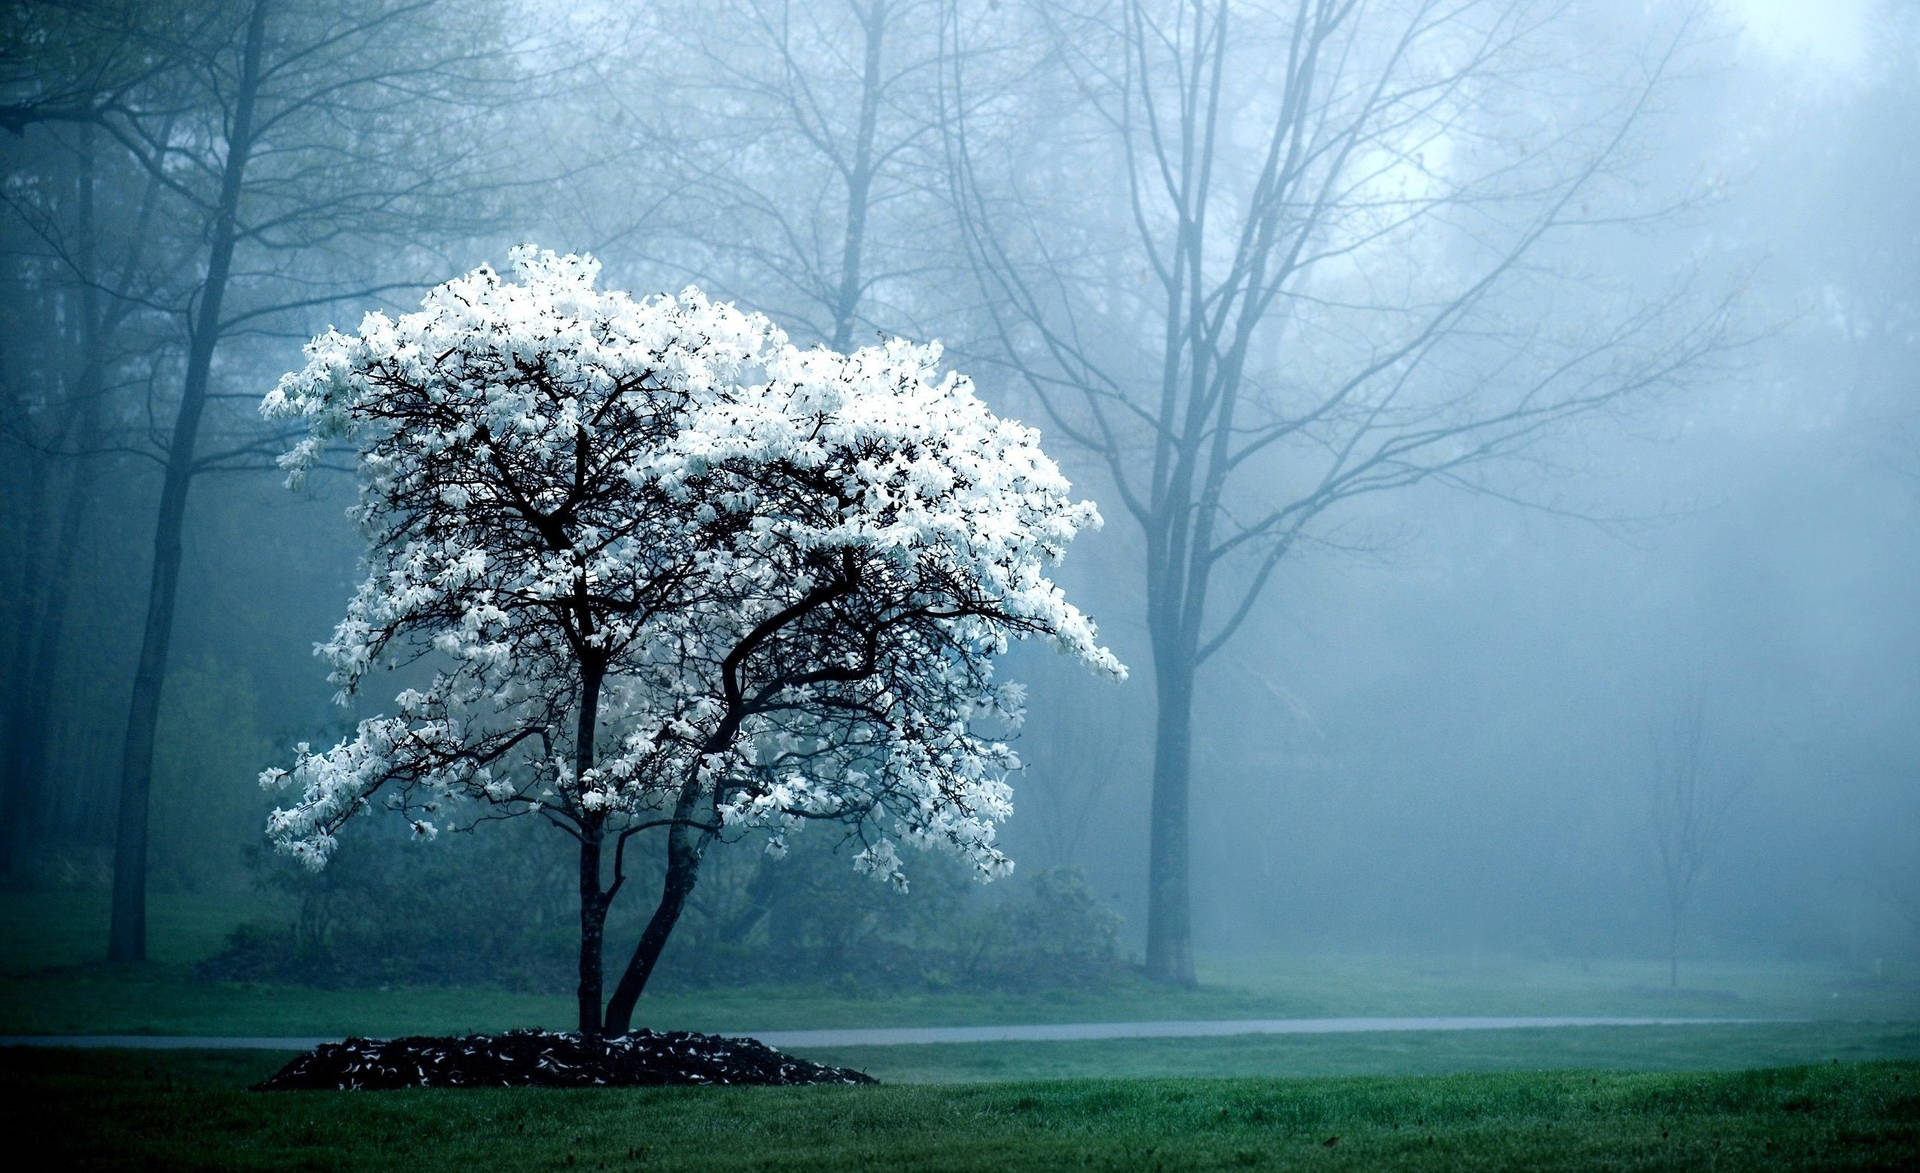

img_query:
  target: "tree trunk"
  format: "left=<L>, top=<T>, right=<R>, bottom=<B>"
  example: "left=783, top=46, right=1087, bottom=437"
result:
left=827, top=1, right=885, bottom=351
left=1144, top=655, right=1197, bottom=986
left=715, top=856, right=783, bottom=943
left=5, top=132, right=107, bottom=876
left=0, top=277, right=61, bottom=876
left=0, top=468, right=50, bottom=876
left=597, top=579, right=848, bottom=1030
left=603, top=822, right=711, bottom=1037
left=5, top=427, right=96, bottom=874
left=575, top=656, right=607, bottom=1035
left=108, top=0, right=268, bottom=963
left=577, top=829, right=606, bottom=1035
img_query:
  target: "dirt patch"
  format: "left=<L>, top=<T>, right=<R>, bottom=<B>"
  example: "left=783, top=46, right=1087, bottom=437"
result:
left=251, top=1028, right=876, bottom=1089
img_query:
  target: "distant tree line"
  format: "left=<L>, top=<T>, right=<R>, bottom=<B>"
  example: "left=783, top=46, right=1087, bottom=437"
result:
left=5, top=0, right=1913, bottom=988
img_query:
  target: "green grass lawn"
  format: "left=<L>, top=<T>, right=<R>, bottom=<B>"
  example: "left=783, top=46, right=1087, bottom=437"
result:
left=806, top=1022, right=1920, bottom=1084
left=7, top=887, right=1918, bottom=1043
left=3, top=1048, right=1914, bottom=1171
left=7, top=888, right=1919, bottom=1167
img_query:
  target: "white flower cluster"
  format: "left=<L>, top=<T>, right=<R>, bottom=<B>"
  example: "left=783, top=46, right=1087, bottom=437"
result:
left=260, top=246, right=1121, bottom=885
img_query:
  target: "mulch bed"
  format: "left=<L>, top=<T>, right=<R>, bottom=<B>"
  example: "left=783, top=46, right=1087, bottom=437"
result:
left=251, top=1028, right=877, bottom=1090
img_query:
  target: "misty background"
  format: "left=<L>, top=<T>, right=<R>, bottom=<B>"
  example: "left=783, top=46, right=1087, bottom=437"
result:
left=1, top=0, right=1914, bottom=992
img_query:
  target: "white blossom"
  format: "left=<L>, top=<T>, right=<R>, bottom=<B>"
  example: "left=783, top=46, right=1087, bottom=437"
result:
left=262, top=246, right=1121, bottom=891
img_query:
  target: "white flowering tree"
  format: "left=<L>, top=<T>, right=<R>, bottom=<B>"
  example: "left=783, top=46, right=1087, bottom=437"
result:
left=259, top=248, right=1119, bottom=1035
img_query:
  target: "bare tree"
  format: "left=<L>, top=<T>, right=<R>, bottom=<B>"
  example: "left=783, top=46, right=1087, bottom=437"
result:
left=0, top=121, right=170, bottom=874
left=1647, top=697, right=1741, bottom=989
left=592, top=0, right=986, bottom=348
left=945, top=0, right=1732, bottom=983
left=4, top=0, right=525, bottom=960
left=2, top=2, right=213, bottom=875
left=0, top=2, right=202, bottom=134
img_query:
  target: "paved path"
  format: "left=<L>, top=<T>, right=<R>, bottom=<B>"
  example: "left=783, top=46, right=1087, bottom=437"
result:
left=0, top=1016, right=1762, bottom=1052
left=753, top=1016, right=1762, bottom=1049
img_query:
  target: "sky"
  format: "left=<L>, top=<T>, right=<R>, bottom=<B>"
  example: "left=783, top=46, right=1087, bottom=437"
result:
left=1726, top=0, right=1872, bottom=69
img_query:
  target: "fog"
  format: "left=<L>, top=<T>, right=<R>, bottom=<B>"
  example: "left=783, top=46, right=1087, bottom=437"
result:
left=2, top=0, right=1915, bottom=1013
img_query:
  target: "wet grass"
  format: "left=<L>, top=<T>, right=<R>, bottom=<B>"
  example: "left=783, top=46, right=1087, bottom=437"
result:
left=5, top=887, right=1917, bottom=1041
left=8, top=961, right=1917, bottom=1040
left=806, top=1022, right=1920, bottom=1084
left=1200, top=953, right=1920, bottom=1023
left=8, top=889, right=1917, bottom=1166
left=2, top=1048, right=1914, bottom=1171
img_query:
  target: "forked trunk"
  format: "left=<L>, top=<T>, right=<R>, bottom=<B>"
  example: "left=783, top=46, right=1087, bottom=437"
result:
left=602, top=823, right=711, bottom=1037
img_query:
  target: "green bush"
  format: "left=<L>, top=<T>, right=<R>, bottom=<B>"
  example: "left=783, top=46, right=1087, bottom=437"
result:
left=149, top=659, right=277, bottom=891
left=202, top=824, right=1124, bottom=994
left=204, top=825, right=578, bottom=989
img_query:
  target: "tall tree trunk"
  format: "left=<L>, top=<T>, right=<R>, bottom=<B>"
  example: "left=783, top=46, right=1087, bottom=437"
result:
left=108, top=0, right=269, bottom=963
left=1144, top=652, right=1197, bottom=986
left=1143, top=447, right=1206, bottom=985
left=6, top=406, right=100, bottom=874
left=4, top=129, right=107, bottom=876
left=827, top=0, right=885, bottom=351
left=0, top=271, right=59, bottom=876
left=0, top=447, right=53, bottom=876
